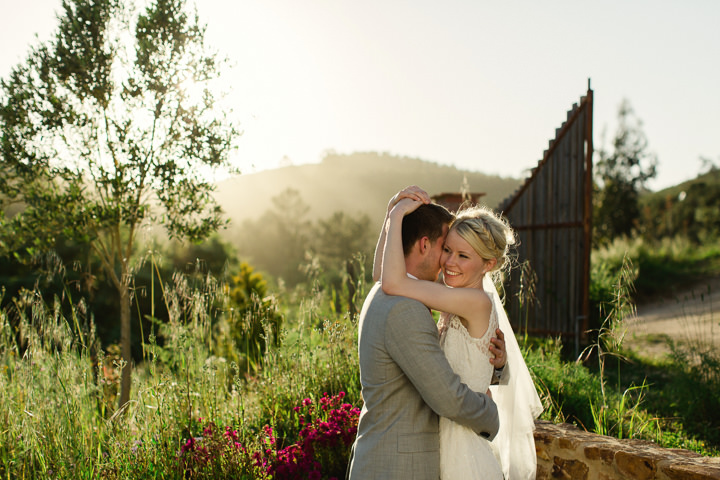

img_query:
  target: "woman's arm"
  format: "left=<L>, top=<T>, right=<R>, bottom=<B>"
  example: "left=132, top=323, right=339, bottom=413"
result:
left=380, top=198, right=490, bottom=324
left=371, top=212, right=390, bottom=282
left=372, top=186, right=431, bottom=282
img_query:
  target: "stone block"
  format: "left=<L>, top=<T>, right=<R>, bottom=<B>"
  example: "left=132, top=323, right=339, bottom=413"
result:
left=559, top=435, right=582, bottom=450
left=661, top=462, right=720, bottom=479
left=553, top=457, right=589, bottom=480
left=662, top=449, right=703, bottom=459
left=615, top=450, right=658, bottom=480
left=535, top=428, right=557, bottom=445
left=584, top=443, right=617, bottom=465
left=537, top=444, right=552, bottom=462
left=536, top=464, right=552, bottom=480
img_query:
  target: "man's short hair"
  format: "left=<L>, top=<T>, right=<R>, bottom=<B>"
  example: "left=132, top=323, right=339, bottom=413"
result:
left=401, top=203, right=454, bottom=255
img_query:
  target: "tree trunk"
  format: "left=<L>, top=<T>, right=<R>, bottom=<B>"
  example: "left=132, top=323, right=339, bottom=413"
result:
left=118, top=285, right=132, bottom=410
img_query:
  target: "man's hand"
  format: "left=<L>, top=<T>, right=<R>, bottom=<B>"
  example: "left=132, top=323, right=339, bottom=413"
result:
left=489, top=328, right=506, bottom=369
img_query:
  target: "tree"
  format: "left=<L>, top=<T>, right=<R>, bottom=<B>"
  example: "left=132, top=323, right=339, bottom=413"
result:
left=236, top=188, right=312, bottom=286
left=315, top=211, right=374, bottom=315
left=224, top=261, right=282, bottom=371
left=315, top=211, right=373, bottom=269
left=593, top=100, right=657, bottom=244
left=0, top=0, right=239, bottom=409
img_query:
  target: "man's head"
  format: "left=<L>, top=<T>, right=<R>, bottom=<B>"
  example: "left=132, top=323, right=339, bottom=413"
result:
left=402, top=203, right=454, bottom=281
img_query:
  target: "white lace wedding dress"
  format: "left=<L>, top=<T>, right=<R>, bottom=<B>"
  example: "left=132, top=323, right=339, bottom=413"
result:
left=438, top=305, right=504, bottom=479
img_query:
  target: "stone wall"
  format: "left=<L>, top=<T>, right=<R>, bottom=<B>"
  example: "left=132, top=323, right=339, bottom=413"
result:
left=534, top=420, right=720, bottom=479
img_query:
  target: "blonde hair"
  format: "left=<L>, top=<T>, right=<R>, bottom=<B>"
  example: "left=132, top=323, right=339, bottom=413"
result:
left=450, top=205, right=516, bottom=276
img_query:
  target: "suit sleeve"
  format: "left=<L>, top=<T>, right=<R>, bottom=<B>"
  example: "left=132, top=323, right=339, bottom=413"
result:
left=384, top=298, right=500, bottom=440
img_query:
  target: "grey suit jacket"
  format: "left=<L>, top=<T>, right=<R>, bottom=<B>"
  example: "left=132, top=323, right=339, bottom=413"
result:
left=347, top=283, right=500, bottom=480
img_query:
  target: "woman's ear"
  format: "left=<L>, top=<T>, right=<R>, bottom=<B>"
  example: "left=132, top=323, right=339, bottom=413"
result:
left=485, top=258, right=498, bottom=273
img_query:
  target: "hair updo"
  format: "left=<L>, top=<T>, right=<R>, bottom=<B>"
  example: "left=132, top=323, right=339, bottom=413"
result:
left=450, top=205, right=516, bottom=276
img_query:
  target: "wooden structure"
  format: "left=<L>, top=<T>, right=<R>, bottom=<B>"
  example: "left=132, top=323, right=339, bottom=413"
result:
left=431, top=192, right=486, bottom=213
left=497, top=84, right=594, bottom=344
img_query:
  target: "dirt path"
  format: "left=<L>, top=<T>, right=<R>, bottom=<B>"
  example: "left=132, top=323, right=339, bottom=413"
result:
left=625, top=276, right=720, bottom=359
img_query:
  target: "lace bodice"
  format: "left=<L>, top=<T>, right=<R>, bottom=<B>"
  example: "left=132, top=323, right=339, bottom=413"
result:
left=438, top=302, right=498, bottom=393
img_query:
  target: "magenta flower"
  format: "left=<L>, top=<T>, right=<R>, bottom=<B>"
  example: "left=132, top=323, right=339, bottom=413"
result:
left=177, top=392, right=360, bottom=479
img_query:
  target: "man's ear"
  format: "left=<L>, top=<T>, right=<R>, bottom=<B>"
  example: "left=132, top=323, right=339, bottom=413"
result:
left=418, top=236, right=431, bottom=255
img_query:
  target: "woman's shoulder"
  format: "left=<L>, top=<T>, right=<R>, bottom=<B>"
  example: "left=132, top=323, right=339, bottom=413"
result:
left=456, top=288, right=492, bottom=336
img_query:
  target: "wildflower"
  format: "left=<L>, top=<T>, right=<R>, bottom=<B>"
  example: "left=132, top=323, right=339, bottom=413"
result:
left=180, top=437, right=196, bottom=456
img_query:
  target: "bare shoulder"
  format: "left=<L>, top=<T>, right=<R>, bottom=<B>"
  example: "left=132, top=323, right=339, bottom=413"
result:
left=454, top=286, right=492, bottom=313
left=458, top=289, right=492, bottom=338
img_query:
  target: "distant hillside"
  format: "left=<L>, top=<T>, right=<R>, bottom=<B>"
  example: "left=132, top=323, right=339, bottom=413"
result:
left=637, top=168, right=720, bottom=241
left=641, top=169, right=720, bottom=202
left=213, top=151, right=522, bottom=233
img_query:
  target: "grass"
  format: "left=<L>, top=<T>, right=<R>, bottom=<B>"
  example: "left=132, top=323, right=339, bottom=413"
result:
left=0, top=270, right=362, bottom=479
left=586, top=236, right=720, bottom=454
left=592, top=235, right=720, bottom=301
left=1, top=237, right=720, bottom=478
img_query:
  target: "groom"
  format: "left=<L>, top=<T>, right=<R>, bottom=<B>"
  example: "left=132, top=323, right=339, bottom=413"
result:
left=346, top=201, right=507, bottom=479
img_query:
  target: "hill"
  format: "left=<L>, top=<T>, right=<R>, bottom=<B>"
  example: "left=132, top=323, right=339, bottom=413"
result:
left=638, top=168, right=720, bottom=241
left=213, top=151, right=522, bottom=233
left=641, top=168, right=720, bottom=201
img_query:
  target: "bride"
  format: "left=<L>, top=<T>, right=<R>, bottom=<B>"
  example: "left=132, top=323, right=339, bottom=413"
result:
left=377, top=186, right=542, bottom=479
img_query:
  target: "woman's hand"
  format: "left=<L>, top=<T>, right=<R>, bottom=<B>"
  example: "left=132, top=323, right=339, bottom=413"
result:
left=389, top=197, right=424, bottom=218
left=374, top=186, right=430, bottom=282
left=387, top=185, right=430, bottom=214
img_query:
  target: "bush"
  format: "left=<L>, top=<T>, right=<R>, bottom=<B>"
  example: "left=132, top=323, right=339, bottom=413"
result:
left=176, top=392, right=360, bottom=479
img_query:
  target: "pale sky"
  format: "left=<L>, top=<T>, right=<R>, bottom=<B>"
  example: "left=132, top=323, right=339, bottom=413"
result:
left=2, top=0, right=719, bottom=191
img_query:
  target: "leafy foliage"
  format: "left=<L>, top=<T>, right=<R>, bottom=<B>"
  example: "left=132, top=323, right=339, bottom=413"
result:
left=593, top=99, right=657, bottom=244
left=639, top=168, right=720, bottom=242
left=0, top=0, right=239, bottom=407
left=236, top=189, right=376, bottom=290
left=222, top=262, right=283, bottom=372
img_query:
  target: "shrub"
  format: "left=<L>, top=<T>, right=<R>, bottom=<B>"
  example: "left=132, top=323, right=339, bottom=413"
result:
left=177, top=392, right=360, bottom=479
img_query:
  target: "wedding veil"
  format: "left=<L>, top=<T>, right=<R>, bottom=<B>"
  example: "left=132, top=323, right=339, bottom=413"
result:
left=486, top=275, right=544, bottom=480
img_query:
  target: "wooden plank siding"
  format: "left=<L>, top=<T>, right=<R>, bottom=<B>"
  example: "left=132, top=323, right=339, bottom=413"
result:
left=496, top=87, right=593, bottom=343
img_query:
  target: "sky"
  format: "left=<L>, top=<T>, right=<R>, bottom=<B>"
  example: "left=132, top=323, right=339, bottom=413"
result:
left=2, top=0, right=719, bottom=191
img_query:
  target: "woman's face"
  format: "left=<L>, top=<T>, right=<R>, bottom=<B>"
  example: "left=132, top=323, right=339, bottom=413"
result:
left=440, top=228, right=491, bottom=288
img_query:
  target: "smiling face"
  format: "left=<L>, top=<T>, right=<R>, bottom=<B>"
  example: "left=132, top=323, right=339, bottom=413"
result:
left=440, top=228, right=494, bottom=288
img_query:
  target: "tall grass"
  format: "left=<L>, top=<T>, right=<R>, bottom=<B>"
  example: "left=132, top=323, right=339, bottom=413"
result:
left=581, top=253, right=652, bottom=438
left=589, top=236, right=720, bottom=454
left=2, top=238, right=720, bottom=478
left=0, top=260, right=362, bottom=479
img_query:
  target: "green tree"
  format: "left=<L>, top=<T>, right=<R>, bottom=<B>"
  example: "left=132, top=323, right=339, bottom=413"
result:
left=315, top=211, right=373, bottom=269
left=224, top=261, right=282, bottom=372
left=0, top=0, right=239, bottom=408
left=593, top=100, right=657, bottom=244
left=237, top=188, right=312, bottom=286
left=170, top=234, right=237, bottom=276
left=315, top=211, right=374, bottom=315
